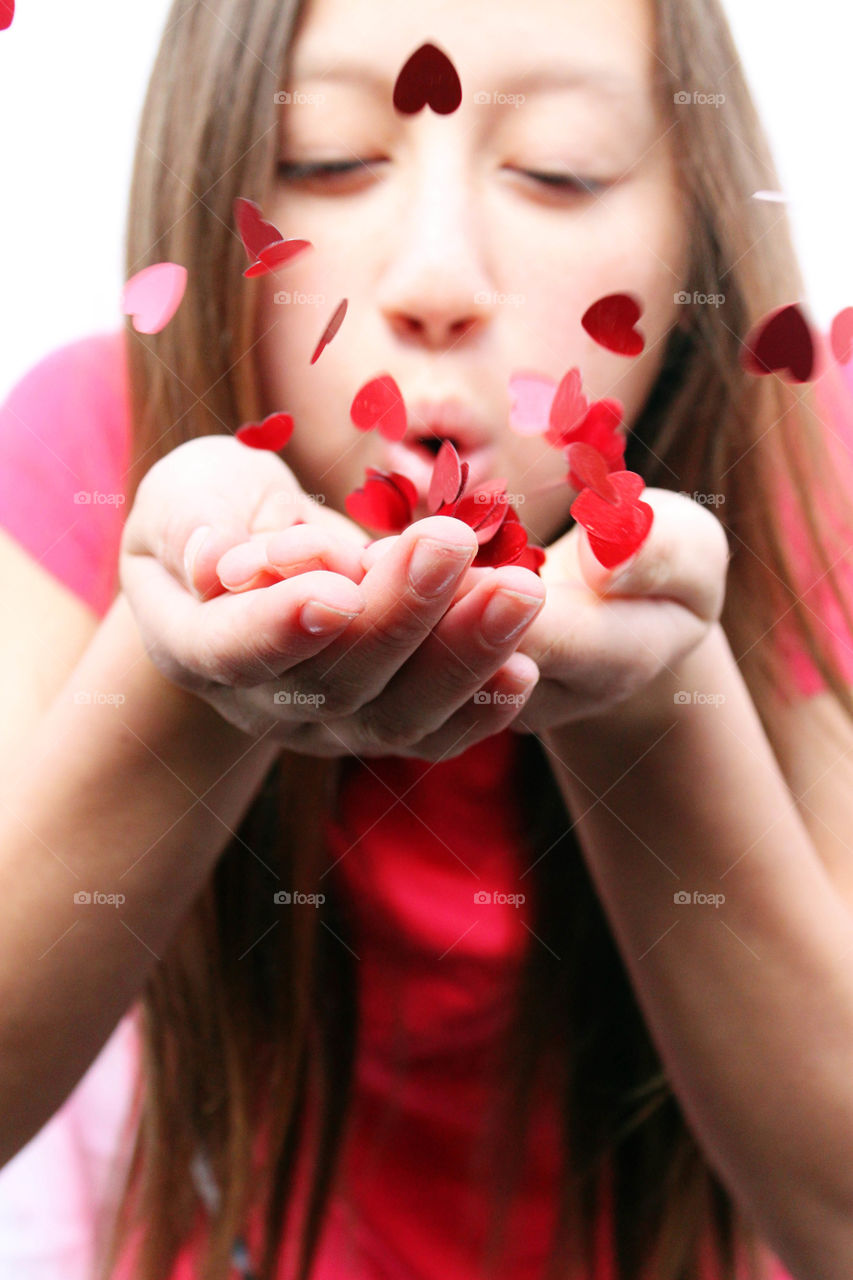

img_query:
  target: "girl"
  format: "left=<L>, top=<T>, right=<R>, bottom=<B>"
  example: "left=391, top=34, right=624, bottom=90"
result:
left=1, top=0, right=853, bottom=1279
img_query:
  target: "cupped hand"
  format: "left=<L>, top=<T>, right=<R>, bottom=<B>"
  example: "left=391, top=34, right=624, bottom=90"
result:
left=119, top=435, right=546, bottom=759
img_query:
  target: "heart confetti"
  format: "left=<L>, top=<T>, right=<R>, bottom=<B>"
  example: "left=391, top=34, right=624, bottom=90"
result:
left=0, top=0, right=13, bottom=30
left=545, top=368, right=588, bottom=447
left=570, top=469, right=652, bottom=568
left=345, top=468, right=417, bottom=532
left=508, top=371, right=557, bottom=436
left=244, top=239, right=312, bottom=278
left=428, top=439, right=468, bottom=511
left=582, top=293, right=645, bottom=356
left=235, top=411, right=294, bottom=451
left=473, top=505, right=529, bottom=567
left=235, top=196, right=313, bottom=278
left=559, top=398, right=626, bottom=469
left=740, top=303, right=815, bottom=383
left=311, top=299, right=348, bottom=364
left=121, top=263, right=188, bottom=335
left=451, top=480, right=510, bottom=544
left=566, top=442, right=617, bottom=502
left=392, top=43, right=462, bottom=115
left=830, top=308, right=853, bottom=366
left=350, top=375, right=408, bottom=441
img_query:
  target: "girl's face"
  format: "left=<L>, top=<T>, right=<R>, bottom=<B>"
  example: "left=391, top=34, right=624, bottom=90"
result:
left=254, top=0, right=688, bottom=544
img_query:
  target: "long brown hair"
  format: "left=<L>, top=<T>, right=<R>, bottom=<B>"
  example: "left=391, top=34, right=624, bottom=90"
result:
left=95, top=1, right=853, bottom=1277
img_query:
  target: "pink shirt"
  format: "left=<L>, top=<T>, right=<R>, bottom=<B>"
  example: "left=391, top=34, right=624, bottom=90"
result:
left=1, top=332, right=851, bottom=1278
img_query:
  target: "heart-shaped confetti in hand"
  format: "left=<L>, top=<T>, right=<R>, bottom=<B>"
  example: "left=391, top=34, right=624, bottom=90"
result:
left=740, top=303, right=815, bottom=383
left=582, top=293, right=645, bottom=356
left=508, top=371, right=557, bottom=436
left=567, top=399, right=625, bottom=469
left=311, top=299, right=348, bottom=364
left=121, top=263, right=188, bottom=334
left=345, top=468, right=417, bottom=532
left=350, top=375, right=407, bottom=441
left=545, top=368, right=588, bottom=447
left=393, top=43, right=462, bottom=115
left=235, top=411, right=294, bottom=451
left=566, top=442, right=616, bottom=501
left=570, top=469, right=652, bottom=569
left=0, top=0, right=13, bottom=30
left=428, top=440, right=468, bottom=511
left=452, top=480, right=510, bottom=544
left=472, top=504, right=529, bottom=568
left=830, top=308, right=853, bottom=365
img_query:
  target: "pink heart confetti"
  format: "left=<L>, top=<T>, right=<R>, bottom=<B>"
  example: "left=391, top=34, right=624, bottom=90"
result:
left=392, top=43, right=462, bottom=115
left=582, top=293, right=645, bottom=356
left=545, top=368, right=588, bottom=446
left=121, top=263, right=188, bottom=335
left=428, top=440, right=468, bottom=511
left=235, top=411, right=294, bottom=451
left=570, top=469, right=652, bottom=569
left=311, top=299, right=348, bottom=364
left=508, top=371, right=557, bottom=436
left=740, top=303, right=815, bottom=383
left=566, top=442, right=616, bottom=502
left=350, top=375, right=407, bottom=441
left=830, top=308, right=853, bottom=365
left=345, top=468, right=417, bottom=532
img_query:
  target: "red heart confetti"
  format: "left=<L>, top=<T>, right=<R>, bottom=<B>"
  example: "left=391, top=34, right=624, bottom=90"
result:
left=311, top=299, right=348, bottom=364
left=350, top=375, right=407, bottom=442
left=345, top=468, right=417, bottom=532
left=121, top=263, right=188, bottom=334
left=740, top=303, right=815, bottom=383
left=566, top=399, right=626, bottom=469
left=0, top=0, right=13, bottom=30
left=508, top=371, right=557, bottom=436
left=566, top=443, right=617, bottom=502
left=570, top=469, right=652, bottom=568
left=830, top=308, right=853, bottom=366
left=392, top=43, right=462, bottom=115
left=452, top=479, right=510, bottom=544
left=545, top=368, right=588, bottom=447
left=581, top=293, right=645, bottom=356
left=235, top=411, right=294, bottom=451
left=234, top=197, right=283, bottom=262
left=472, top=504, right=529, bottom=568
left=515, top=542, right=546, bottom=573
left=243, top=239, right=312, bottom=278
left=428, top=440, right=468, bottom=511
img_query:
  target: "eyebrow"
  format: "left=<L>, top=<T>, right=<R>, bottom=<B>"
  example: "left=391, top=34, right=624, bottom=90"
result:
left=288, top=59, right=641, bottom=101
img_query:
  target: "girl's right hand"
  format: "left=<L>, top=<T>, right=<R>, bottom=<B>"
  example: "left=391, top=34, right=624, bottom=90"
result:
left=119, top=435, right=544, bottom=759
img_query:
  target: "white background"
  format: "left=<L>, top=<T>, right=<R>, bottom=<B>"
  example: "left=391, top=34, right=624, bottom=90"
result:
left=0, top=1, right=849, bottom=403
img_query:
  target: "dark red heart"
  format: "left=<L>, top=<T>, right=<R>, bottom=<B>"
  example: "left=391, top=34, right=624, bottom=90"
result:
left=428, top=440, right=467, bottom=511
left=740, top=303, right=815, bottom=383
left=243, top=239, right=312, bottom=278
left=453, top=480, right=510, bottom=544
left=473, top=505, right=529, bottom=567
left=830, top=308, right=853, bottom=366
left=515, top=543, right=546, bottom=573
left=566, top=442, right=616, bottom=502
left=234, top=197, right=282, bottom=262
left=350, top=375, right=407, bottom=441
left=392, top=43, right=462, bottom=115
left=545, top=368, right=588, bottom=447
left=235, top=411, right=294, bottom=451
left=570, top=470, right=652, bottom=568
left=0, top=0, right=13, bottom=30
left=345, top=468, right=417, bottom=532
left=582, top=294, right=645, bottom=357
left=311, top=299, right=348, bottom=364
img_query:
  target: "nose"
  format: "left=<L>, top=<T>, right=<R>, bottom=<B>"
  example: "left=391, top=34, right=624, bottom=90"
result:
left=376, top=139, right=494, bottom=350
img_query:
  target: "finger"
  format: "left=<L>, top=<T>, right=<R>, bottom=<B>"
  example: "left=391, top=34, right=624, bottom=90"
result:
left=575, top=488, right=730, bottom=623
left=216, top=525, right=366, bottom=592
left=353, top=564, right=545, bottom=749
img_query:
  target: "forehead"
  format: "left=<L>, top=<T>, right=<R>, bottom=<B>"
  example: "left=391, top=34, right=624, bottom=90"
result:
left=287, top=0, right=658, bottom=97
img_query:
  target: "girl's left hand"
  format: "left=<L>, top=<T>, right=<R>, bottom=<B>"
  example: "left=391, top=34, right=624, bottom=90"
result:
left=510, top=488, right=730, bottom=732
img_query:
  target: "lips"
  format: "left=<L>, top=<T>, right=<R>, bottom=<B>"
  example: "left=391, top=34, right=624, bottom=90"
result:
left=405, top=398, right=493, bottom=453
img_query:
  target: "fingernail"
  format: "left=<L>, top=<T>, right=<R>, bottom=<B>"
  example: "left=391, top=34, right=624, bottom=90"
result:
left=480, top=589, right=543, bottom=645
left=407, top=538, right=472, bottom=598
left=184, top=526, right=214, bottom=588
left=299, top=599, right=361, bottom=635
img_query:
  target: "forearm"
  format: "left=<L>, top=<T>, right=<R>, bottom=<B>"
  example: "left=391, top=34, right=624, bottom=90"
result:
left=0, top=591, right=282, bottom=1168
left=541, top=623, right=853, bottom=1280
